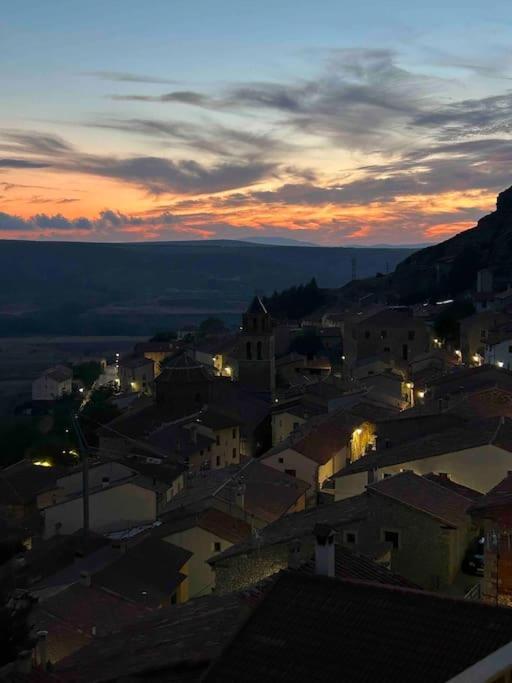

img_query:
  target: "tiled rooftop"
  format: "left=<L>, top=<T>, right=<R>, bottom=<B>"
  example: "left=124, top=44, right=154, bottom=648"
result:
left=203, top=571, right=512, bottom=683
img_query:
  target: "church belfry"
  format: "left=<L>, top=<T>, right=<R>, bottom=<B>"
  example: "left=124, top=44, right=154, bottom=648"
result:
left=236, top=296, right=275, bottom=393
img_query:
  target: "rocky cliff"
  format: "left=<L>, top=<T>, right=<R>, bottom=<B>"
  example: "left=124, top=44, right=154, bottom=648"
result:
left=391, top=186, right=512, bottom=303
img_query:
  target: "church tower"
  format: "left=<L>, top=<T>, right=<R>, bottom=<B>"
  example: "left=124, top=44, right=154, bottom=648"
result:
left=236, top=296, right=275, bottom=393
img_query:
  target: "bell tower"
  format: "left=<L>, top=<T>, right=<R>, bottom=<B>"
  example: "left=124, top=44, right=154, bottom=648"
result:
left=237, top=296, right=275, bottom=393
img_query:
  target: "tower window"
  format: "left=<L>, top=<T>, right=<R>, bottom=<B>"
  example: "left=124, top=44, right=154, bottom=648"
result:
left=246, top=341, right=252, bottom=360
left=253, top=317, right=258, bottom=331
left=257, top=341, right=263, bottom=360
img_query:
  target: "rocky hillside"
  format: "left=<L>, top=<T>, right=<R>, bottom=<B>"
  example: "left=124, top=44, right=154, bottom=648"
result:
left=391, top=186, right=512, bottom=303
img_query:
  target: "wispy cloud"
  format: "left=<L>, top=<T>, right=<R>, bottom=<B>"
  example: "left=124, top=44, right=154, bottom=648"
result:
left=85, top=70, right=178, bottom=84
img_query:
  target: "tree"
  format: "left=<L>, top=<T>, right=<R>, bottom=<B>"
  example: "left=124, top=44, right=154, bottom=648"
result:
left=72, top=361, right=102, bottom=389
left=198, top=317, right=226, bottom=337
left=79, top=386, right=121, bottom=447
left=263, top=278, right=326, bottom=320
left=0, top=541, right=37, bottom=668
left=150, top=330, right=177, bottom=342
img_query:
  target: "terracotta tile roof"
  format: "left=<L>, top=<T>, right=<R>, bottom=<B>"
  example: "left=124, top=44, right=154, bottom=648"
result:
left=119, top=354, right=154, bottom=369
left=92, top=537, right=192, bottom=607
left=424, top=472, right=482, bottom=501
left=57, top=592, right=247, bottom=682
left=367, top=471, right=472, bottom=528
left=45, top=365, right=73, bottom=383
left=470, top=472, right=512, bottom=514
left=34, top=583, right=148, bottom=663
left=196, top=508, right=251, bottom=545
left=428, top=364, right=512, bottom=396
left=203, top=572, right=512, bottom=683
left=298, top=545, right=419, bottom=588
left=0, top=459, right=64, bottom=504
left=337, top=416, right=512, bottom=477
left=159, top=460, right=309, bottom=525
left=263, top=417, right=351, bottom=466
left=209, top=494, right=368, bottom=564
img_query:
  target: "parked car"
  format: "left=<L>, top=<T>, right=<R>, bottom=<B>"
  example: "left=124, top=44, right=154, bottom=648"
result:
left=462, top=536, right=484, bottom=576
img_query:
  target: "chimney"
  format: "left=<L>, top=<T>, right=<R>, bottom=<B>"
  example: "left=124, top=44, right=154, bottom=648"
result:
left=314, top=524, right=335, bottom=578
left=15, top=651, right=32, bottom=675
left=80, top=570, right=91, bottom=587
left=235, top=483, right=245, bottom=510
left=36, top=631, right=48, bottom=669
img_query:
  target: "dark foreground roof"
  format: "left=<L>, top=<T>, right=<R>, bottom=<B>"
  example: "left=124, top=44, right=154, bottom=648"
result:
left=203, top=572, right=512, bottom=683
left=57, top=592, right=248, bottom=682
left=298, top=545, right=419, bottom=589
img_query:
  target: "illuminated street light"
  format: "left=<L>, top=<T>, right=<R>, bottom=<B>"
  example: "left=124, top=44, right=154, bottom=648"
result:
left=497, top=361, right=505, bottom=368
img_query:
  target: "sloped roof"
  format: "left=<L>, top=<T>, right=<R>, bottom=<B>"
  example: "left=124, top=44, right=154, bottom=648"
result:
left=337, top=416, right=512, bottom=477
left=203, top=572, right=512, bottom=683
left=0, top=460, right=63, bottom=504
left=367, top=471, right=472, bottom=528
left=424, top=472, right=482, bottom=501
left=162, top=460, right=309, bottom=524
left=209, top=494, right=367, bottom=564
left=119, top=355, right=154, bottom=370
left=34, top=583, right=148, bottom=662
left=45, top=365, right=73, bottom=383
left=298, top=544, right=419, bottom=588
left=470, top=471, right=512, bottom=514
left=57, top=592, right=247, bottom=682
left=92, top=538, right=192, bottom=607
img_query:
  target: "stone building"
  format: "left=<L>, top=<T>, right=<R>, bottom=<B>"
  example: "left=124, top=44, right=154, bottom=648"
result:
left=236, top=296, right=276, bottom=393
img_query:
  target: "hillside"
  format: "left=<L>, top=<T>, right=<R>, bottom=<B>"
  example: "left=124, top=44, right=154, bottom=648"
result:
left=0, top=240, right=414, bottom=335
left=391, top=186, right=512, bottom=303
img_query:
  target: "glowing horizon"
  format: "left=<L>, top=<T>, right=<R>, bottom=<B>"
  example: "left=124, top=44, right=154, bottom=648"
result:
left=2, top=1, right=512, bottom=245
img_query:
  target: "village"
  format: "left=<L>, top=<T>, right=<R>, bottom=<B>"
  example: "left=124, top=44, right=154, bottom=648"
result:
left=2, top=261, right=512, bottom=681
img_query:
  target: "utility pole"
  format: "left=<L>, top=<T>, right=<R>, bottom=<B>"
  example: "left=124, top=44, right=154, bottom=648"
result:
left=71, top=413, right=89, bottom=541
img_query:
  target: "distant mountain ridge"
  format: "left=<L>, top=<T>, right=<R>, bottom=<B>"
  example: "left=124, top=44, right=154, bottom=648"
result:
left=0, top=239, right=415, bottom=335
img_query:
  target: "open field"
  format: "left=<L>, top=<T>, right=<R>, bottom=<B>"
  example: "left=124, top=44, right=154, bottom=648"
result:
left=0, top=336, right=147, bottom=413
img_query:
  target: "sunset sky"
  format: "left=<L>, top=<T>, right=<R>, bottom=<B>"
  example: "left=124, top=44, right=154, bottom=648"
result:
left=2, top=1, right=512, bottom=245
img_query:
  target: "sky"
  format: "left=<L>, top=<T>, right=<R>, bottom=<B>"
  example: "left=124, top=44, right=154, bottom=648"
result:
left=1, top=1, right=512, bottom=245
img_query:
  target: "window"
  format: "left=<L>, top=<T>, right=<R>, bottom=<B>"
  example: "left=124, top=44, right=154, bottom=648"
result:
left=170, top=593, right=177, bottom=605
left=232, top=428, right=236, bottom=439
left=216, top=435, right=220, bottom=446
left=482, top=329, right=487, bottom=338
left=278, top=457, right=284, bottom=464
left=285, top=468, right=296, bottom=477
left=216, top=456, right=221, bottom=466
left=232, top=447, right=237, bottom=459
left=253, top=317, right=258, bottom=331
left=380, top=330, right=387, bottom=339
left=257, top=341, right=263, bottom=360
left=293, top=422, right=299, bottom=430
left=364, top=330, right=370, bottom=339
left=402, top=343, right=408, bottom=360
left=383, top=346, right=390, bottom=352
left=383, top=530, right=400, bottom=549
left=213, top=541, right=222, bottom=553
left=200, top=449, right=204, bottom=456
left=344, top=531, right=357, bottom=544
left=246, top=341, right=252, bottom=360
left=509, top=345, right=512, bottom=354
left=408, top=330, right=415, bottom=341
